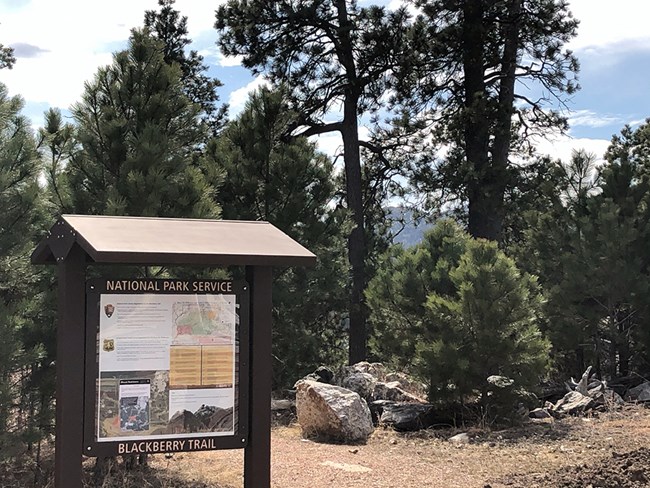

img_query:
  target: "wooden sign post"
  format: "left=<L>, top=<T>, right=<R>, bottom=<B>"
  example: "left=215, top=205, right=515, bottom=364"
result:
left=32, top=215, right=316, bottom=488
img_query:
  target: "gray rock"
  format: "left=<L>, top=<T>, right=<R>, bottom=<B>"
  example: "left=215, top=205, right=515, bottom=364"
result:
left=529, top=407, right=552, bottom=419
left=627, top=381, right=650, bottom=402
left=341, top=372, right=376, bottom=400
left=552, top=391, right=595, bottom=415
left=379, top=402, right=435, bottom=431
left=345, top=362, right=387, bottom=381
left=271, top=398, right=296, bottom=426
left=448, top=432, right=470, bottom=444
left=592, top=389, right=625, bottom=407
left=296, top=380, right=374, bottom=443
left=373, top=381, right=427, bottom=404
left=384, top=372, right=428, bottom=398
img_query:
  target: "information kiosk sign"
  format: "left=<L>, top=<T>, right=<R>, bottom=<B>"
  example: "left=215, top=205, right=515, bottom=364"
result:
left=83, top=278, right=249, bottom=457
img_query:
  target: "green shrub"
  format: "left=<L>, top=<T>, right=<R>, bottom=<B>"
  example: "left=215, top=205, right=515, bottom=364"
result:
left=368, top=221, right=550, bottom=410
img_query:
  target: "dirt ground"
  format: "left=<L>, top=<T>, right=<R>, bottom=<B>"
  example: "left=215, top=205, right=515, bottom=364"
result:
left=141, top=404, right=650, bottom=488
left=3, top=405, right=650, bottom=488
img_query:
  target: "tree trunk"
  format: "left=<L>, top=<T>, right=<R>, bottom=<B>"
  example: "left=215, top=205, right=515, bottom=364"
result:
left=464, top=0, right=522, bottom=242
left=342, top=97, right=367, bottom=364
left=336, top=0, right=367, bottom=364
left=462, top=0, right=495, bottom=240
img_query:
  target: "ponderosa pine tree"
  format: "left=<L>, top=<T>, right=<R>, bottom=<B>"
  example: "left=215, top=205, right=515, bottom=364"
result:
left=421, top=237, right=549, bottom=403
left=209, top=86, right=348, bottom=386
left=215, top=1, right=411, bottom=363
left=38, top=108, right=75, bottom=212
left=399, top=0, right=579, bottom=241
left=65, top=29, right=221, bottom=219
left=367, top=220, right=549, bottom=406
left=520, top=143, right=650, bottom=379
left=144, top=0, right=227, bottom=136
left=366, top=220, right=470, bottom=365
left=0, top=83, right=49, bottom=458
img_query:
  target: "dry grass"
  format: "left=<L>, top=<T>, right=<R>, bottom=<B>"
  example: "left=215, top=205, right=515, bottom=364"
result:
left=3, top=405, right=650, bottom=487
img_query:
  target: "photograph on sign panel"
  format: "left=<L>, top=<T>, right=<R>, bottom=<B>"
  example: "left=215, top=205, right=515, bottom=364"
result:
left=119, top=379, right=150, bottom=432
left=96, top=291, right=237, bottom=442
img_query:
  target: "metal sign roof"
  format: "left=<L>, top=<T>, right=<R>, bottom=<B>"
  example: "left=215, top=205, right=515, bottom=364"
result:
left=32, top=215, right=317, bottom=267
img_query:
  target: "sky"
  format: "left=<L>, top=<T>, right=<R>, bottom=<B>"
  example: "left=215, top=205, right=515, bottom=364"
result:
left=0, top=0, right=649, bottom=164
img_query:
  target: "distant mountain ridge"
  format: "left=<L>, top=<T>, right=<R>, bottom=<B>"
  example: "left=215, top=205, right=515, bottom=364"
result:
left=387, top=207, right=433, bottom=248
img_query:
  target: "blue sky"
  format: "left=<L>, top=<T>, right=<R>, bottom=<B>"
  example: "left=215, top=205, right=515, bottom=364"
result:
left=0, top=0, right=649, bottom=162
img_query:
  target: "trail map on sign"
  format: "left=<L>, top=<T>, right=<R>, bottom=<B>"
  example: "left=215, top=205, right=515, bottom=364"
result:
left=172, top=298, right=235, bottom=345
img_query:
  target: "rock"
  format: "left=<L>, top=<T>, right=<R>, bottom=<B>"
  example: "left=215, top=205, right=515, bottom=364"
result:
left=345, top=362, right=387, bottom=381
left=373, top=381, right=427, bottom=404
left=529, top=407, right=552, bottom=419
left=384, top=372, right=428, bottom=398
left=296, top=380, right=374, bottom=443
left=627, top=381, right=650, bottom=402
left=368, top=399, right=395, bottom=425
left=341, top=372, right=376, bottom=400
left=487, top=375, right=515, bottom=388
left=271, top=398, right=296, bottom=426
left=552, top=391, right=595, bottom=415
left=379, top=403, right=436, bottom=432
left=295, top=366, right=336, bottom=388
left=448, top=432, right=470, bottom=444
left=591, top=389, right=625, bottom=407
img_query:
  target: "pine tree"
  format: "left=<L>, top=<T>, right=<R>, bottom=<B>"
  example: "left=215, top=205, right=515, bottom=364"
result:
left=66, top=29, right=220, bottom=219
left=0, top=83, right=49, bottom=458
left=216, top=1, right=411, bottom=363
left=367, top=221, right=549, bottom=407
left=521, top=142, right=650, bottom=379
left=398, top=0, right=579, bottom=241
left=367, top=220, right=470, bottom=364
left=144, top=0, right=227, bottom=136
left=421, top=238, right=549, bottom=403
left=209, top=86, right=348, bottom=386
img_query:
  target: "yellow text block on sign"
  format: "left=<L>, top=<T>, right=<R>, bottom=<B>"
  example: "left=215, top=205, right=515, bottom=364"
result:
left=201, top=345, right=234, bottom=387
left=170, top=346, right=202, bottom=387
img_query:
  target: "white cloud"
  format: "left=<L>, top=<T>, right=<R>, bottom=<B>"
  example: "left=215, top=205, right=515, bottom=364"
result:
left=568, top=110, right=623, bottom=129
left=311, top=132, right=343, bottom=161
left=227, top=77, right=269, bottom=115
left=215, top=51, right=244, bottom=68
left=310, top=126, right=375, bottom=167
left=533, top=134, right=611, bottom=163
left=0, top=0, right=227, bottom=109
left=567, top=0, right=650, bottom=51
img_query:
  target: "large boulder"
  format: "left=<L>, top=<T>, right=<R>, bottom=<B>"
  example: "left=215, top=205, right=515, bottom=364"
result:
left=343, top=362, right=387, bottom=381
left=296, top=380, right=374, bottom=443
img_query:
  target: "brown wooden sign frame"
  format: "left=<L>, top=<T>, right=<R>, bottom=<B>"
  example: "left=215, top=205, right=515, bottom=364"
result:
left=32, top=215, right=317, bottom=488
left=83, top=278, right=250, bottom=457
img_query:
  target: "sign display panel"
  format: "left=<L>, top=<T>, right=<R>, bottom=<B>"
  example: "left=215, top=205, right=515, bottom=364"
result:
left=84, top=279, right=249, bottom=457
